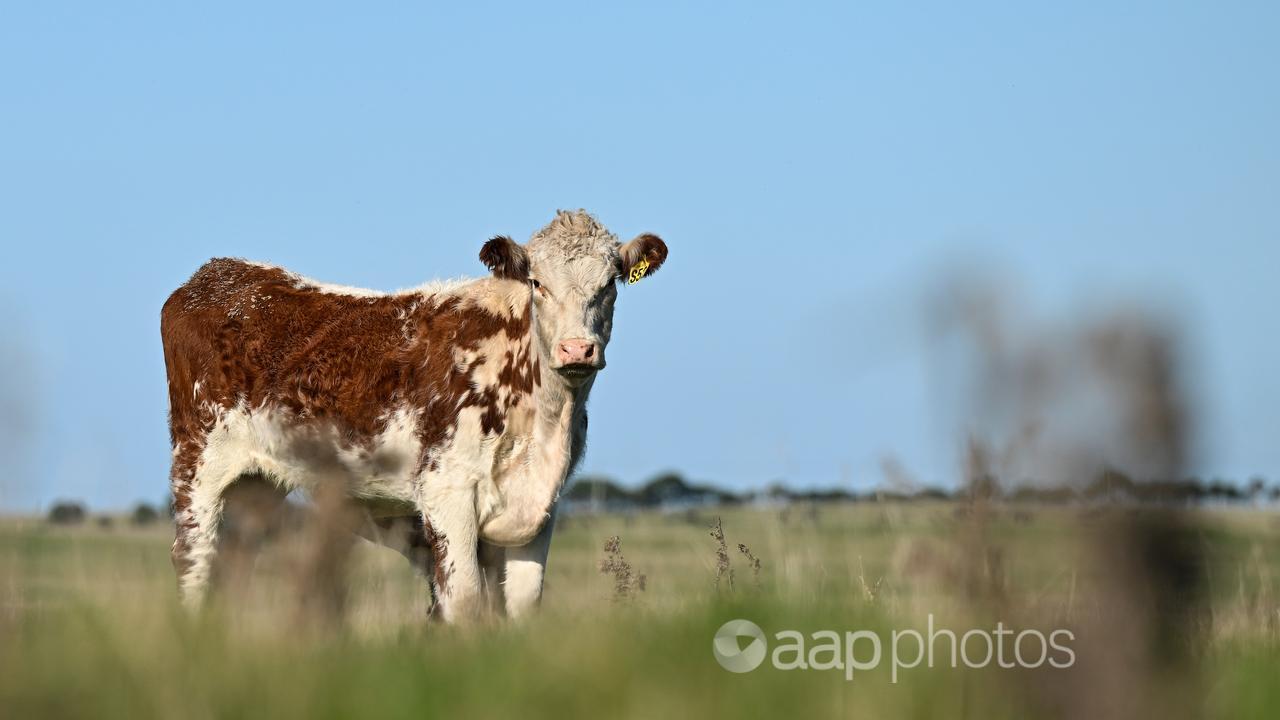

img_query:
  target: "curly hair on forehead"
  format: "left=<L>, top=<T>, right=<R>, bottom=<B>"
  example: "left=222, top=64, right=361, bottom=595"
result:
left=527, top=209, right=620, bottom=259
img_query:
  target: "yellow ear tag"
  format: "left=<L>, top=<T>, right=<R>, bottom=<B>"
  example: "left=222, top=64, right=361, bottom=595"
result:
left=627, top=258, right=650, bottom=285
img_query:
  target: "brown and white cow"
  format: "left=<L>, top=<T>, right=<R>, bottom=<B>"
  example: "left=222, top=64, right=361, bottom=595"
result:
left=161, top=210, right=667, bottom=621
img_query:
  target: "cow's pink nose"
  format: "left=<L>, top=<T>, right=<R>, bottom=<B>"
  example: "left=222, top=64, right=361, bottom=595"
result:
left=557, top=339, right=597, bottom=365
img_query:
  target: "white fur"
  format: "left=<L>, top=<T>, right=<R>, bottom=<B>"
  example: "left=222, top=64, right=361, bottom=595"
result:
left=243, top=259, right=475, bottom=298
left=175, top=403, right=426, bottom=605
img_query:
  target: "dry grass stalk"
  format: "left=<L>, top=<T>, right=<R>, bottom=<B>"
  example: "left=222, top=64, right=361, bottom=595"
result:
left=932, top=279, right=1209, bottom=719
left=291, top=472, right=360, bottom=627
left=737, top=543, right=762, bottom=590
left=710, top=516, right=734, bottom=592
left=598, top=535, right=645, bottom=600
left=857, top=555, right=883, bottom=603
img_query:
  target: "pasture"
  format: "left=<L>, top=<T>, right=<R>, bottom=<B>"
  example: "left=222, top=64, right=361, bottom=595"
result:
left=2, top=502, right=1278, bottom=718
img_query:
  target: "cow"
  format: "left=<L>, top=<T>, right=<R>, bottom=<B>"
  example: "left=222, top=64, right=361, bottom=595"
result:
left=160, top=209, right=668, bottom=621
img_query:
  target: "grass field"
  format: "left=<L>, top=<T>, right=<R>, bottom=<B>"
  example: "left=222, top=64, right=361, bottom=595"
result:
left=2, top=502, right=1278, bottom=718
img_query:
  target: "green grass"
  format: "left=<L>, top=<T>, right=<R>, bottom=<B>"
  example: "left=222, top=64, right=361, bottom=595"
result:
left=1, top=504, right=1277, bottom=718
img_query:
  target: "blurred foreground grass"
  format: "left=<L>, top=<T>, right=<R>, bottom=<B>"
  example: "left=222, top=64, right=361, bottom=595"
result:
left=2, top=503, right=1278, bottom=718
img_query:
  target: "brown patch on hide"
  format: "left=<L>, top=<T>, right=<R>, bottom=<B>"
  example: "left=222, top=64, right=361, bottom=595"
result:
left=406, top=293, right=534, bottom=471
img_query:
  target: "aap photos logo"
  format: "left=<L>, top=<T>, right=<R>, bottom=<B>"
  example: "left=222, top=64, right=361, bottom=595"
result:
left=712, top=619, right=768, bottom=673
left=711, top=615, right=1077, bottom=682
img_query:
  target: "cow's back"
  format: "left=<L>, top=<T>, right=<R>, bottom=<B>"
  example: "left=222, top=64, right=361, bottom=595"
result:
left=161, top=258, right=421, bottom=446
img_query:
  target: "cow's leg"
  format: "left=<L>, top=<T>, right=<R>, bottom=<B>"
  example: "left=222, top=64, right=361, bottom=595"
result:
left=351, top=513, right=439, bottom=612
left=170, top=434, right=259, bottom=610
left=502, top=504, right=558, bottom=619
left=213, top=473, right=287, bottom=600
left=418, top=484, right=484, bottom=623
left=478, top=541, right=507, bottom=614
left=170, top=461, right=229, bottom=610
left=352, top=514, right=435, bottom=575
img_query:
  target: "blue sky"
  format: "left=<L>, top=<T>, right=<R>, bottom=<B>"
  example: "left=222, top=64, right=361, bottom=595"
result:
left=1, top=2, right=1277, bottom=510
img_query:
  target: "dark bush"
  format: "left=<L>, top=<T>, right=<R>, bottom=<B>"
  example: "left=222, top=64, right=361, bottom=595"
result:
left=131, top=503, right=161, bottom=526
left=564, top=476, right=634, bottom=504
left=47, top=501, right=87, bottom=525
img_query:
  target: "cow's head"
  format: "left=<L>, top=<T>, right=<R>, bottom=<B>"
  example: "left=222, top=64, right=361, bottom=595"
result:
left=480, top=210, right=667, bottom=386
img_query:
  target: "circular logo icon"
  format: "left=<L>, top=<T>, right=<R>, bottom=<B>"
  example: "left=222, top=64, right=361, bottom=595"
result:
left=713, top=619, right=767, bottom=673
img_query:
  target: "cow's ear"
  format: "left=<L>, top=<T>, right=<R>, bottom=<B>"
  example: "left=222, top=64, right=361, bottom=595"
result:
left=479, top=235, right=530, bottom=281
left=618, top=233, right=667, bottom=285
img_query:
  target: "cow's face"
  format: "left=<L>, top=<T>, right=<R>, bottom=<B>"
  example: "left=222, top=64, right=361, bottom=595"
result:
left=480, top=210, right=667, bottom=386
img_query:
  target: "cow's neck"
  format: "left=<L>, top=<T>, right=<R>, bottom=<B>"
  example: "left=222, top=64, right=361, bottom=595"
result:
left=476, top=295, right=591, bottom=547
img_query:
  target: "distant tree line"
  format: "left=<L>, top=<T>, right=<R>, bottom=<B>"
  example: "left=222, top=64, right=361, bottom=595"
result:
left=45, top=501, right=166, bottom=527
left=562, top=468, right=1280, bottom=514
left=40, top=469, right=1278, bottom=525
